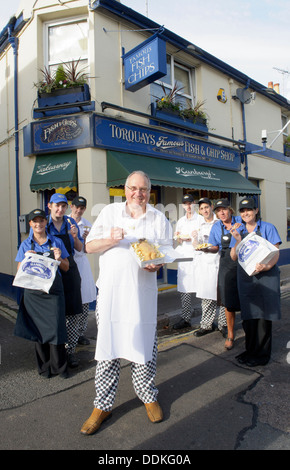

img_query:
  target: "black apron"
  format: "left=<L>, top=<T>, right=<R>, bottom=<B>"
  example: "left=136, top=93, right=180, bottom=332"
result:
left=237, top=226, right=281, bottom=321
left=217, top=225, right=240, bottom=311
left=49, top=224, right=82, bottom=316
left=14, top=241, right=67, bottom=345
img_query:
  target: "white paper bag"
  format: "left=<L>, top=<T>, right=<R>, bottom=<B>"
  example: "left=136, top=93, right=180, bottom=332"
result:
left=13, top=253, right=60, bottom=293
left=236, top=232, right=279, bottom=276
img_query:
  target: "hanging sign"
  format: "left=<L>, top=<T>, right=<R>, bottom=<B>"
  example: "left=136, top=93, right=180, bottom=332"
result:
left=123, top=35, right=167, bottom=92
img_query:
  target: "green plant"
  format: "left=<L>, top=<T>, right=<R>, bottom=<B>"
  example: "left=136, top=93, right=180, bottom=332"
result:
left=36, top=66, right=55, bottom=93
left=63, top=59, right=89, bottom=86
left=154, top=81, right=207, bottom=123
left=286, top=135, right=290, bottom=147
left=35, top=58, right=89, bottom=94
left=155, top=82, right=184, bottom=112
left=180, top=100, right=207, bottom=122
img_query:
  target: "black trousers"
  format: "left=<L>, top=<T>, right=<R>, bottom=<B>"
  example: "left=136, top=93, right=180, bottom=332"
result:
left=35, top=342, right=67, bottom=376
left=242, top=319, right=272, bottom=363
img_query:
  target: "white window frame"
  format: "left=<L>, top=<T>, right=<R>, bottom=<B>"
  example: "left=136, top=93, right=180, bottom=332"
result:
left=286, top=184, right=290, bottom=241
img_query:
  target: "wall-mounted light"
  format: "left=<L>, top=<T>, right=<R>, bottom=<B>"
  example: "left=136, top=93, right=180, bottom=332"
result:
left=174, top=43, right=196, bottom=54
left=261, top=130, right=267, bottom=143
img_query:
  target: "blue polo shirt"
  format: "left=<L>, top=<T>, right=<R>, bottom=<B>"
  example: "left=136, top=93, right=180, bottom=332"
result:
left=229, top=219, right=282, bottom=247
left=208, top=215, right=242, bottom=250
left=47, top=215, right=83, bottom=255
left=15, top=232, right=69, bottom=263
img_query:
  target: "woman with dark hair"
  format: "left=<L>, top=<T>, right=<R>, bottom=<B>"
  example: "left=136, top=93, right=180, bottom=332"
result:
left=208, top=199, right=241, bottom=350
left=14, top=209, right=70, bottom=378
left=230, top=198, right=281, bottom=366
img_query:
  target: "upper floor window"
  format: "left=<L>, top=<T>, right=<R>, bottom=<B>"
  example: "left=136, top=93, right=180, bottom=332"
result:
left=282, top=114, right=289, bottom=137
left=287, top=184, right=290, bottom=241
left=44, top=17, right=88, bottom=74
left=151, top=55, right=195, bottom=109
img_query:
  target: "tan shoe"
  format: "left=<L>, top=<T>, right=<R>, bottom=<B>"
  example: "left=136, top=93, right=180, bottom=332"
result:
left=144, top=401, right=163, bottom=423
left=80, top=408, right=112, bottom=435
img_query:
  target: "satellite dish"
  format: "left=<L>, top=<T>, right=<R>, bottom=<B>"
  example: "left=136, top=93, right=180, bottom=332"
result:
left=235, top=88, right=252, bottom=104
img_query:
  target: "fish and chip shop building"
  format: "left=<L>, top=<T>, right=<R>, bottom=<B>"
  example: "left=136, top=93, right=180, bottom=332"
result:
left=1, top=0, right=290, bottom=299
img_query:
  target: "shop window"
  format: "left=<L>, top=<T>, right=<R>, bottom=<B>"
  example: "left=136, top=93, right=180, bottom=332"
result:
left=150, top=55, right=194, bottom=110
left=286, top=185, right=290, bottom=241
left=44, top=17, right=88, bottom=74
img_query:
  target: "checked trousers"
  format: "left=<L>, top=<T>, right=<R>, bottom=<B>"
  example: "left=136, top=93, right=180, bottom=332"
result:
left=200, top=299, right=227, bottom=330
left=94, top=305, right=159, bottom=412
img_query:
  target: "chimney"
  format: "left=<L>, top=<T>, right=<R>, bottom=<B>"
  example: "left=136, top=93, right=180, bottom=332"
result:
left=268, top=81, right=273, bottom=89
left=274, top=83, right=280, bottom=94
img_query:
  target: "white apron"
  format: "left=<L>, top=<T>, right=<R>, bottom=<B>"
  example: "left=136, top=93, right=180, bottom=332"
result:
left=72, top=217, right=96, bottom=304
left=87, top=202, right=172, bottom=364
left=73, top=251, right=96, bottom=304
left=194, top=217, right=220, bottom=300
left=176, top=214, right=200, bottom=293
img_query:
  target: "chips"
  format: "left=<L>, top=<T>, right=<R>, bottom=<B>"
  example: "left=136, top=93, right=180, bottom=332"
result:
left=195, top=243, right=212, bottom=250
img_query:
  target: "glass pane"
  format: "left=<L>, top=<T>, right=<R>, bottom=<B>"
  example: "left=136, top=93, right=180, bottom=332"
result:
left=50, top=59, right=88, bottom=77
left=159, top=55, right=172, bottom=85
left=176, top=95, right=191, bottom=110
left=287, top=210, right=290, bottom=240
left=174, top=66, right=190, bottom=95
left=150, top=83, right=171, bottom=102
left=287, top=187, right=290, bottom=206
left=48, top=21, right=88, bottom=64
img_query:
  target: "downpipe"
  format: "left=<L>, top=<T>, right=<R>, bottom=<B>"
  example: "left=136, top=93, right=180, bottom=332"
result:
left=8, top=30, right=21, bottom=251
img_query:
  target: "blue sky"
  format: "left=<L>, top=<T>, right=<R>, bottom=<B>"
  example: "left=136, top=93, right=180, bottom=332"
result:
left=1, top=0, right=290, bottom=99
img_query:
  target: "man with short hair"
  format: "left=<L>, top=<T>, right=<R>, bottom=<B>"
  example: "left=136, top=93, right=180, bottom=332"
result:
left=173, top=194, right=201, bottom=329
left=193, top=197, right=227, bottom=337
left=80, top=171, right=172, bottom=435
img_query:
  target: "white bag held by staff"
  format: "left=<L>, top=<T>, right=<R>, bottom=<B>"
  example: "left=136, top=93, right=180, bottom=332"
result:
left=236, top=232, right=279, bottom=276
left=13, top=252, right=60, bottom=293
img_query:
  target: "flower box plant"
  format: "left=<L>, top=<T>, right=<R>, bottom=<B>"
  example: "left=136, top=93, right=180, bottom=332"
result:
left=285, top=135, right=290, bottom=157
left=35, top=59, right=91, bottom=107
left=152, top=82, right=208, bottom=134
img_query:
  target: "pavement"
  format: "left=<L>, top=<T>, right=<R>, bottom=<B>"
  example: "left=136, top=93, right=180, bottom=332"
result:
left=0, top=265, right=290, bottom=452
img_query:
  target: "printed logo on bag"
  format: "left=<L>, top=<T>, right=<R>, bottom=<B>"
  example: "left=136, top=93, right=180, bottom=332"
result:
left=22, top=261, right=53, bottom=279
left=238, top=240, right=259, bottom=262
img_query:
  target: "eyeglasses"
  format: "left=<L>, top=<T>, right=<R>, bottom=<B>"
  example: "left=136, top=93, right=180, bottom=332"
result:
left=126, top=185, right=149, bottom=194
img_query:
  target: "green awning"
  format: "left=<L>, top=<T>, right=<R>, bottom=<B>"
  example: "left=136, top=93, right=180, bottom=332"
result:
left=107, top=151, right=261, bottom=194
left=30, top=152, right=78, bottom=192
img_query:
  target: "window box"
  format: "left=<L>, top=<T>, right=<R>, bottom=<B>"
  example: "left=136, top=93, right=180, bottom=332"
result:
left=151, top=102, right=208, bottom=136
left=37, top=83, right=91, bottom=107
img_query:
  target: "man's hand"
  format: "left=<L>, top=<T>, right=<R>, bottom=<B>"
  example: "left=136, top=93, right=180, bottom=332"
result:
left=143, top=263, right=164, bottom=273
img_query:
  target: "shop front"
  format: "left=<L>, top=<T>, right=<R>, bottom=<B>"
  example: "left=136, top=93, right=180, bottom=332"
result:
left=23, top=111, right=260, bottom=285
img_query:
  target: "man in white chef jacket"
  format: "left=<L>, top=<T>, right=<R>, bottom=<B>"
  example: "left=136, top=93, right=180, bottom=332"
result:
left=173, top=194, right=201, bottom=329
left=80, top=171, right=173, bottom=435
left=193, top=197, right=227, bottom=337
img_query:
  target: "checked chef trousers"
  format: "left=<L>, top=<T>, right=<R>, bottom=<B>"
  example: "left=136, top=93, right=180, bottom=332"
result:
left=93, top=334, right=159, bottom=412
left=180, top=293, right=195, bottom=322
left=200, top=299, right=227, bottom=330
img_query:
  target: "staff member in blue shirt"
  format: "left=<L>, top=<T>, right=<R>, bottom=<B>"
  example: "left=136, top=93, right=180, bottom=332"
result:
left=14, top=209, right=70, bottom=378
left=208, top=199, right=242, bottom=350
left=47, top=193, right=83, bottom=368
left=230, top=197, right=281, bottom=367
